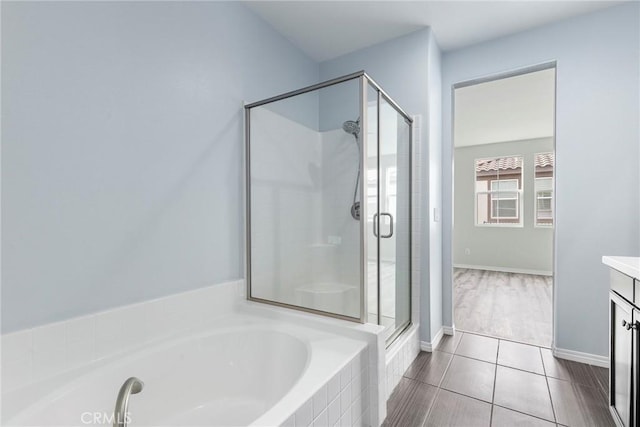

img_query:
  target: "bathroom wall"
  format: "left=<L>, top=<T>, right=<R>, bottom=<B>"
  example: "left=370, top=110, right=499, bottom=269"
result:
left=453, top=138, right=554, bottom=275
left=318, top=79, right=360, bottom=132
left=1, top=1, right=320, bottom=332
left=320, top=28, right=443, bottom=345
left=442, top=2, right=640, bottom=357
left=426, top=31, right=444, bottom=341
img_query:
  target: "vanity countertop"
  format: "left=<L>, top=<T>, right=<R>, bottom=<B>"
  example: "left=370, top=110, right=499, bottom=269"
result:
left=603, top=256, right=640, bottom=280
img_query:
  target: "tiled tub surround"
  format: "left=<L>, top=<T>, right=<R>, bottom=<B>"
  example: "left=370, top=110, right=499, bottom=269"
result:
left=385, top=324, right=421, bottom=401
left=1, top=280, right=385, bottom=426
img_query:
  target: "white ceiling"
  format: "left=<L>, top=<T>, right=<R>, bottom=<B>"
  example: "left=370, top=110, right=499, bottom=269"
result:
left=454, top=68, right=556, bottom=147
left=245, top=1, right=624, bottom=62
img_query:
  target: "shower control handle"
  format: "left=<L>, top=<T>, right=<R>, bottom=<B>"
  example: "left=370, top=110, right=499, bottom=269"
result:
left=381, top=213, right=394, bottom=238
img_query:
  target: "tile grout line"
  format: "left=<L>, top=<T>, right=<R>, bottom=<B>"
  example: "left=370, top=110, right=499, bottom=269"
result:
left=456, top=327, right=552, bottom=350
left=436, top=346, right=459, bottom=389
left=435, top=387, right=495, bottom=406
left=420, top=386, right=443, bottom=427
left=489, top=340, right=500, bottom=426
left=495, top=361, right=546, bottom=377
left=538, top=342, right=562, bottom=425
left=544, top=374, right=559, bottom=425
left=448, top=352, right=502, bottom=369
left=492, top=403, right=560, bottom=425
left=539, top=346, right=548, bottom=377
left=421, top=340, right=471, bottom=426
left=451, top=331, right=464, bottom=353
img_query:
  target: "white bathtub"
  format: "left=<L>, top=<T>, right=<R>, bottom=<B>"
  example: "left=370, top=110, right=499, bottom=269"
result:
left=4, top=313, right=370, bottom=427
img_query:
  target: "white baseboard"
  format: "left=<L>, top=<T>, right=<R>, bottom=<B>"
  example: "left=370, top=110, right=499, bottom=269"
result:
left=443, top=325, right=455, bottom=335
left=454, top=264, right=552, bottom=277
left=553, top=346, right=609, bottom=368
left=420, top=328, right=444, bottom=352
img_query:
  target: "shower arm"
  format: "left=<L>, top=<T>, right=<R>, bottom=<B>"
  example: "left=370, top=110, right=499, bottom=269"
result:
left=353, top=162, right=360, bottom=206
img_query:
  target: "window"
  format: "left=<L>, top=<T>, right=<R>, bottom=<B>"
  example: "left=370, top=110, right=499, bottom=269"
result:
left=475, top=156, right=523, bottom=226
left=490, top=179, right=519, bottom=219
left=535, top=152, right=554, bottom=226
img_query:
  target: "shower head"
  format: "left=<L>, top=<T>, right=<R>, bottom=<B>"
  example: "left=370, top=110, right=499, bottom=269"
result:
left=342, top=119, right=360, bottom=137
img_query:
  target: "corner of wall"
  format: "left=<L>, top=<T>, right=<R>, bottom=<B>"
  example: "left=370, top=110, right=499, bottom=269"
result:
left=427, top=27, right=444, bottom=342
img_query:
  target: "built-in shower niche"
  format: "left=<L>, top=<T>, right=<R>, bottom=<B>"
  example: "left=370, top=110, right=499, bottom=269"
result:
left=246, top=71, right=412, bottom=342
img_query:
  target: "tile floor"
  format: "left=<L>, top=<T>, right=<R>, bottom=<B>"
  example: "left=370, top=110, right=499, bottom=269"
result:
left=382, top=332, right=614, bottom=427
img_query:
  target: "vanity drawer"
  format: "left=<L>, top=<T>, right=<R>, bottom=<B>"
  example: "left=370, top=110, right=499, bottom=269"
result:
left=611, top=269, right=635, bottom=303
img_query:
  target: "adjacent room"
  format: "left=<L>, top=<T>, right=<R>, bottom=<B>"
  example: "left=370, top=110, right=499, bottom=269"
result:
left=452, top=67, right=556, bottom=347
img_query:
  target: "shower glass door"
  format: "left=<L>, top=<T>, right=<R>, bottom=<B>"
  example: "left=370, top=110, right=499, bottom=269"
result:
left=365, top=83, right=379, bottom=326
left=245, top=71, right=412, bottom=341
left=377, top=95, right=412, bottom=342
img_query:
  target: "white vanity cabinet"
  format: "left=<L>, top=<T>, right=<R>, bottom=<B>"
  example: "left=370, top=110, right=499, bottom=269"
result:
left=604, top=256, right=640, bottom=427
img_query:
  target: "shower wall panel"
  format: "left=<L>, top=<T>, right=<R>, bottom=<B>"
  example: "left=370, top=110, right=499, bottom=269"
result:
left=320, top=129, right=361, bottom=293
left=249, top=107, right=322, bottom=303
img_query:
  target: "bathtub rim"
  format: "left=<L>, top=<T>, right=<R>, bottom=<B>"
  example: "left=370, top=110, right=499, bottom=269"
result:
left=4, top=311, right=370, bottom=427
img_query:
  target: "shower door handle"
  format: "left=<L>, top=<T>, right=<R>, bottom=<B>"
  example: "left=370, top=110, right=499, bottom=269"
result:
left=373, top=213, right=394, bottom=238
left=373, top=213, right=379, bottom=237
left=380, top=213, right=393, bottom=238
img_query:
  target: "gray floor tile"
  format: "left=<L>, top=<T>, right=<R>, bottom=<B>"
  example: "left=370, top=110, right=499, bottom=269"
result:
left=456, top=333, right=499, bottom=363
left=589, top=364, right=609, bottom=396
left=436, top=332, right=463, bottom=354
left=547, top=377, right=615, bottom=427
left=424, top=389, right=492, bottom=427
left=394, top=331, right=614, bottom=427
left=541, top=348, right=600, bottom=388
left=441, top=355, right=496, bottom=403
left=493, top=365, right=554, bottom=422
left=383, top=377, right=437, bottom=427
left=404, top=350, right=453, bottom=387
left=491, top=405, right=556, bottom=426
left=384, top=376, right=415, bottom=425
left=497, top=340, right=545, bottom=375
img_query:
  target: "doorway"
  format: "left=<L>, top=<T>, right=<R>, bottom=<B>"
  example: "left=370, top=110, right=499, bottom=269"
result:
left=451, top=65, right=556, bottom=347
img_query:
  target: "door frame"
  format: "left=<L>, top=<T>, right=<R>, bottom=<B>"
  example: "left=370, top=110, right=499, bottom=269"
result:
left=448, top=61, right=558, bottom=346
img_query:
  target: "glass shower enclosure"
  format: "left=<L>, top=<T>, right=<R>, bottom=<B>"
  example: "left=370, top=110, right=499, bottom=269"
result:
left=244, top=71, right=411, bottom=343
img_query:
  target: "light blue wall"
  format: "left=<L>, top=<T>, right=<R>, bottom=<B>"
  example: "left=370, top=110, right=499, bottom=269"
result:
left=442, top=3, right=640, bottom=356
left=1, top=1, right=319, bottom=332
left=427, top=33, right=443, bottom=341
left=320, top=29, right=443, bottom=344
left=318, top=78, right=360, bottom=132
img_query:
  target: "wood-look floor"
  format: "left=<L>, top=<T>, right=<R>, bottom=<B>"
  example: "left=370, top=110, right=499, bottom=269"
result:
left=383, top=332, right=613, bottom=427
left=454, top=268, right=552, bottom=347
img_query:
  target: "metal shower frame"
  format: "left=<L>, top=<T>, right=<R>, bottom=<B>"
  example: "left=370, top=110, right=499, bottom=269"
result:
left=244, top=71, right=413, bottom=337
